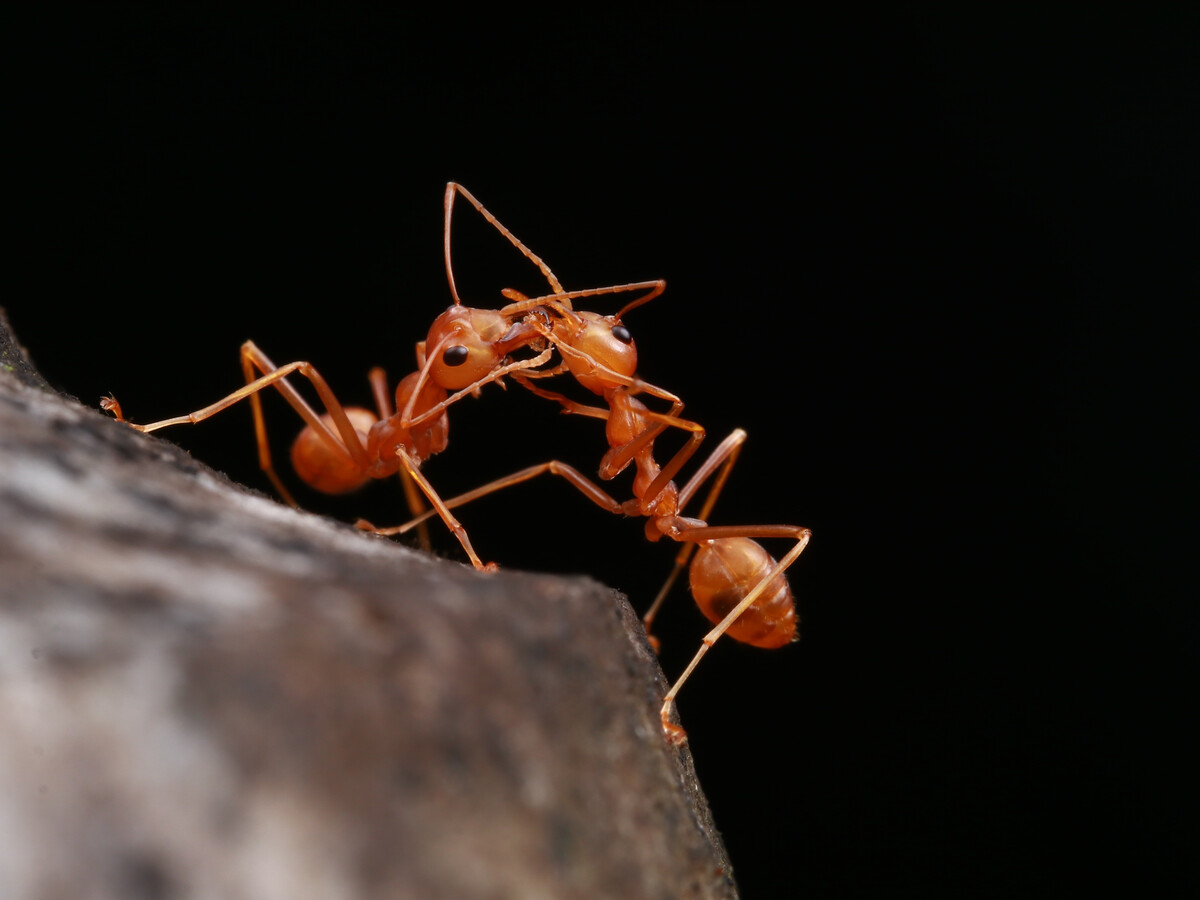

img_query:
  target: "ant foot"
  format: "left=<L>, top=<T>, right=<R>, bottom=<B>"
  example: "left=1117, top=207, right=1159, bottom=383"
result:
left=661, top=719, right=688, bottom=746
left=646, top=633, right=662, bottom=654
left=660, top=700, right=688, bottom=745
left=354, top=518, right=378, bottom=531
left=99, top=395, right=125, bottom=421
left=481, top=561, right=500, bottom=573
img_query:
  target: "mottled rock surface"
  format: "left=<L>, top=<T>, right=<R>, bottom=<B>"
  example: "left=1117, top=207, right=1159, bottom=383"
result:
left=0, top=310, right=737, bottom=899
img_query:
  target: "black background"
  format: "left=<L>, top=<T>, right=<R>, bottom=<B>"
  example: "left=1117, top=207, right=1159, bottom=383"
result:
left=6, top=7, right=1194, bottom=897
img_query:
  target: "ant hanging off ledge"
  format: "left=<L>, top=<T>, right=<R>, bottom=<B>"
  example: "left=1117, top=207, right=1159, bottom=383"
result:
left=101, top=182, right=812, bottom=743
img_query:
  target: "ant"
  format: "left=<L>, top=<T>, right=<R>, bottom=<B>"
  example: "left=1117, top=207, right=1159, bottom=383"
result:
left=369, top=184, right=814, bottom=743
left=101, top=185, right=561, bottom=570
left=103, top=182, right=812, bottom=742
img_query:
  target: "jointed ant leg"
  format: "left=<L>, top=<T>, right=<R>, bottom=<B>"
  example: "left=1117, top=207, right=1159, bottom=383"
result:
left=601, top=404, right=707, bottom=511
left=367, top=366, right=393, bottom=420
left=238, top=343, right=372, bottom=472
left=399, top=346, right=555, bottom=430
left=368, top=366, right=431, bottom=552
left=539, top=334, right=684, bottom=410
left=510, top=371, right=612, bottom=421
left=362, top=459, right=624, bottom=538
left=657, top=522, right=812, bottom=742
left=242, top=346, right=300, bottom=506
left=642, top=428, right=748, bottom=640
left=510, top=371, right=704, bottom=505
left=391, top=446, right=497, bottom=571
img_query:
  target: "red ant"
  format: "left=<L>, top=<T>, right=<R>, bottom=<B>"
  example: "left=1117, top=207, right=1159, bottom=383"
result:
left=101, top=186, right=559, bottom=570
left=103, top=182, right=811, bottom=742
left=370, top=184, right=814, bottom=742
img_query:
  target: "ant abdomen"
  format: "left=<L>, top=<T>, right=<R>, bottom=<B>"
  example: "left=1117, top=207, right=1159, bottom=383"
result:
left=290, top=408, right=378, bottom=494
left=689, top=537, right=797, bottom=648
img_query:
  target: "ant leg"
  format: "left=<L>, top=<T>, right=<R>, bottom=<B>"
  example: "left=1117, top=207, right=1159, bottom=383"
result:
left=498, top=289, right=684, bottom=413
left=238, top=343, right=373, bottom=502
left=367, top=366, right=393, bottom=419
left=241, top=344, right=301, bottom=506
left=388, top=447, right=501, bottom=572
left=641, top=429, right=748, bottom=644
left=236, top=343, right=372, bottom=474
left=399, top=347, right=556, bottom=430
left=444, top=182, right=565, bottom=305
left=518, top=362, right=705, bottom=507
left=364, top=460, right=624, bottom=538
left=597, top=396, right=707, bottom=516
left=106, top=342, right=372, bottom=504
left=540, top=335, right=685, bottom=410
left=366, top=454, right=625, bottom=573
left=655, top=521, right=812, bottom=743
left=368, top=366, right=431, bottom=552
left=510, top=372, right=611, bottom=422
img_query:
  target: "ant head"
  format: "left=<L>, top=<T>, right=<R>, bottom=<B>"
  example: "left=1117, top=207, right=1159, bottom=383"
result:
left=425, top=306, right=512, bottom=390
left=564, top=310, right=638, bottom=394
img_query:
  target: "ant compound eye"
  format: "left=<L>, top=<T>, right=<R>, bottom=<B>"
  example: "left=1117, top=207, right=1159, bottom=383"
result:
left=442, top=345, right=470, bottom=367
left=611, top=324, right=633, bottom=345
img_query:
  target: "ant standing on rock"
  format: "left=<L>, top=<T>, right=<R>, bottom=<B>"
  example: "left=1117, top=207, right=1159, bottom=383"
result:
left=102, top=183, right=812, bottom=742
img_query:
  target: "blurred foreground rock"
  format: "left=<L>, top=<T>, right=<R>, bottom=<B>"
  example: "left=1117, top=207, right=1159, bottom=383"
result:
left=0, top=311, right=737, bottom=899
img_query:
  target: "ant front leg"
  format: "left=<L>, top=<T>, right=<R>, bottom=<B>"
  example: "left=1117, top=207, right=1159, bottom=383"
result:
left=398, top=346, right=556, bottom=431
left=599, top=395, right=707, bottom=508
left=510, top=372, right=612, bottom=422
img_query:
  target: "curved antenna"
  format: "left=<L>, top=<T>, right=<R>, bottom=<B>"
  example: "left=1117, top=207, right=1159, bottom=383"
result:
left=614, top=279, right=666, bottom=320
left=400, top=331, right=454, bottom=426
left=399, top=332, right=556, bottom=430
left=443, top=183, right=566, bottom=308
left=497, top=280, right=667, bottom=321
